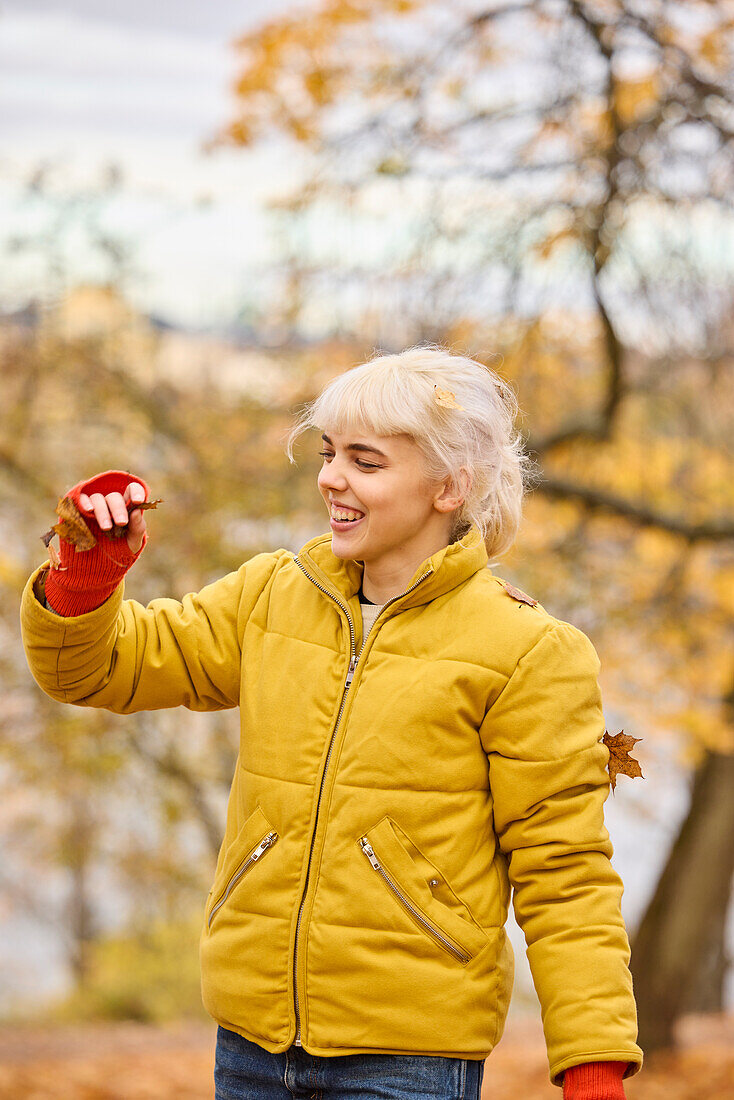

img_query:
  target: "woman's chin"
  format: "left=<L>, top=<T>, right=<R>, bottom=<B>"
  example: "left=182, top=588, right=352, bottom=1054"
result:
left=330, top=537, right=362, bottom=559
left=330, top=528, right=366, bottom=557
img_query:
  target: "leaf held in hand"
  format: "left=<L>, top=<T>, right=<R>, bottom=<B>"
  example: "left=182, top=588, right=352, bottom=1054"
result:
left=109, top=498, right=163, bottom=538
left=47, top=542, right=67, bottom=571
left=602, top=729, right=644, bottom=792
left=40, top=495, right=163, bottom=559
left=53, top=496, right=98, bottom=550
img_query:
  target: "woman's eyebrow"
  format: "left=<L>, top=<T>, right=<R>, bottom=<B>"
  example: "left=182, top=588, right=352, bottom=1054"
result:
left=321, top=433, right=389, bottom=459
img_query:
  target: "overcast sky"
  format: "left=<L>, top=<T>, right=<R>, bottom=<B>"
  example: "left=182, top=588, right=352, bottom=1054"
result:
left=2, top=0, right=285, bottom=36
left=0, top=0, right=316, bottom=327
left=2, top=2, right=732, bottom=336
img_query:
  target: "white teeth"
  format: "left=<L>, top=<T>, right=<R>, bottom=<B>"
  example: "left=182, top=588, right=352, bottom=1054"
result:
left=331, top=506, right=363, bottom=522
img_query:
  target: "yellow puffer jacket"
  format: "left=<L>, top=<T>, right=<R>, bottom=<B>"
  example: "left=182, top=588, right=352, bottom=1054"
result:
left=20, top=524, right=643, bottom=1086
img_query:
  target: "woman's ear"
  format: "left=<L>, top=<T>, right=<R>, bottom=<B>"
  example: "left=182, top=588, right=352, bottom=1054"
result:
left=434, top=466, right=472, bottom=513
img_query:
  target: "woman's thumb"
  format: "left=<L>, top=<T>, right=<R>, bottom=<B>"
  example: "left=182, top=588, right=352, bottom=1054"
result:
left=127, top=507, right=146, bottom=554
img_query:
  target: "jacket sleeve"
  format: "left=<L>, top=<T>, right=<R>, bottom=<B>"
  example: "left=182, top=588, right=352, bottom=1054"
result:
left=20, top=550, right=288, bottom=714
left=479, top=619, right=643, bottom=1088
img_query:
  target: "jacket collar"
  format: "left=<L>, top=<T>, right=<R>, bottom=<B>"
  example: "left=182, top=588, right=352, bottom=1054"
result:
left=295, top=523, right=490, bottom=611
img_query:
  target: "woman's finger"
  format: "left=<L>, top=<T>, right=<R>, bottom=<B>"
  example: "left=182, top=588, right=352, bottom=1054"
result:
left=123, top=482, right=146, bottom=507
left=88, top=492, right=112, bottom=530
left=104, top=492, right=129, bottom=527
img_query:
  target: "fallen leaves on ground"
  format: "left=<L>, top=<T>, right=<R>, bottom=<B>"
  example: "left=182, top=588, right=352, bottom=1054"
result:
left=481, top=1013, right=734, bottom=1100
left=0, top=1021, right=214, bottom=1100
left=0, top=1013, right=731, bottom=1099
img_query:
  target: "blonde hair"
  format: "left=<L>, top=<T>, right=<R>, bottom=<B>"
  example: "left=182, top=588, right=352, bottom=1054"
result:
left=285, top=344, right=538, bottom=562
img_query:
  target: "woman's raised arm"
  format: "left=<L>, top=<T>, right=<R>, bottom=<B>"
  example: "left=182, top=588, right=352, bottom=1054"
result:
left=21, top=469, right=287, bottom=714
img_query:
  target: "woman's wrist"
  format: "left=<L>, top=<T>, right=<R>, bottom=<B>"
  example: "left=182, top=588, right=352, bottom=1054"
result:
left=44, top=533, right=145, bottom=615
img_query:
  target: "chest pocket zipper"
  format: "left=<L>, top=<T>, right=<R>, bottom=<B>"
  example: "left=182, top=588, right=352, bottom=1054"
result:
left=208, top=831, right=278, bottom=930
left=359, top=837, right=472, bottom=964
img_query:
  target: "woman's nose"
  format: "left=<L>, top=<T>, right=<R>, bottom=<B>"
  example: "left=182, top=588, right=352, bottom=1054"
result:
left=319, top=462, right=349, bottom=489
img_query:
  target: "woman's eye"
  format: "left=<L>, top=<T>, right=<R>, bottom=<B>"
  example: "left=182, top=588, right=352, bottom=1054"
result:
left=318, top=451, right=379, bottom=470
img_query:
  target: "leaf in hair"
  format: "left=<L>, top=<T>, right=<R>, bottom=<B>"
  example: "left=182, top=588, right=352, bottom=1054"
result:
left=433, top=384, right=464, bottom=410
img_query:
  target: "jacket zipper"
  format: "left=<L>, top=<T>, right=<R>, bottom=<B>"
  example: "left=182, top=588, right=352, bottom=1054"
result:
left=358, top=838, right=471, bottom=964
left=207, top=831, right=279, bottom=930
left=290, top=557, right=432, bottom=1046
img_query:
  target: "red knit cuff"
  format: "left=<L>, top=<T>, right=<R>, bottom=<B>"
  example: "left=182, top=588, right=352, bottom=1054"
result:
left=44, top=531, right=147, bottom=615
left=563, top=1061, right=627, bottom=1100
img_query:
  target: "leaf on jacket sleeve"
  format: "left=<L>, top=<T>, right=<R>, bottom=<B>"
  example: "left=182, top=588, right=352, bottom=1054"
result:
left=602, top=729, right=644, bottom=793
left=501, top=580, right=538, bottom=606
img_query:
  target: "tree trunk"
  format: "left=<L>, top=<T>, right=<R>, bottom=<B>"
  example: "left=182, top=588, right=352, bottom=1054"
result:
left=630, top=746, right=734, bottom=1052
left=66, top=796, right=96, bottom=989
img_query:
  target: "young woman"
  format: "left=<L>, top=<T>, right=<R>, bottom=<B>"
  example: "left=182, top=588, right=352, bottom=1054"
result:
left=21, top=346, right=643, bottom=1100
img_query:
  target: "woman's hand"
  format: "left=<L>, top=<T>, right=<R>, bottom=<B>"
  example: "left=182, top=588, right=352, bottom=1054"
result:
left=78, top=481, right=147, bottom=554
left=43, top=469, right=151, bottom=616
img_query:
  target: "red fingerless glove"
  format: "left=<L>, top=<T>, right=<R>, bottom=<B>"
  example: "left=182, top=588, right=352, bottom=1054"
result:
left=563, top=1061, right=628, bottom=1100
left=44, top=470, right=150, bottom=617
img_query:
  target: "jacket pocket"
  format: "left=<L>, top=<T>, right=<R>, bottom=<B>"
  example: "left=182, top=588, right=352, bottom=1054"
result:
left=357, top=815, right=490, bottom=966
left=206, top=804, right=278, bottom=931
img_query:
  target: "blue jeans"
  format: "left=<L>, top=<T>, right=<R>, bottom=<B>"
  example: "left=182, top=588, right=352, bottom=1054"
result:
left=214, top=1026, right=486, bottom=1100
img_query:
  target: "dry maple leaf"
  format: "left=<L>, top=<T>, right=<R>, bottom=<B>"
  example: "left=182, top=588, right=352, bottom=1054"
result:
left=47, top=542, right=66, bottom=571
left=434, top=384, right=464, bottom=410
left=49, top=496, right=98, bottom=550
left=602, top=729, right=644, bottom=793
left=41, top=498, right=95, bottom=550
left=41, top=496, right=163, bottom=553
left=501, top=580, right=538, bottom=606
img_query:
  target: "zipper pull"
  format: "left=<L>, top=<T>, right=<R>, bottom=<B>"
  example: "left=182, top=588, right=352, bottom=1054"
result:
left=251, top=832, right=278, bottom=860
left=345, top=653, right=357, bottom=689
left=359, top=837, right=381, bottom=870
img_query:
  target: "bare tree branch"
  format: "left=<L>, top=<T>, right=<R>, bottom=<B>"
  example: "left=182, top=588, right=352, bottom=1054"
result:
left=535, top=472, right=734, bottom=542
left=124, top=730, right=223, bottom=859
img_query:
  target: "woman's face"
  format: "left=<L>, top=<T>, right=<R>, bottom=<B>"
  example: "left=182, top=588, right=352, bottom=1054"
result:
left=316, top=426, right=455, bottom=574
